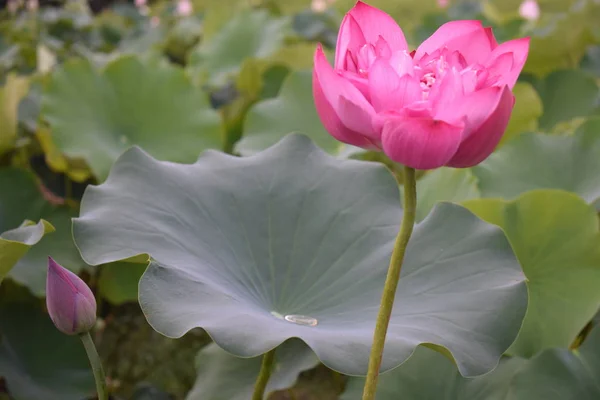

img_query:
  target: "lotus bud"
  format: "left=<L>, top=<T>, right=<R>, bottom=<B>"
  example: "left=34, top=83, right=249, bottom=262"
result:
left=46, top=257, right=97, bottom=335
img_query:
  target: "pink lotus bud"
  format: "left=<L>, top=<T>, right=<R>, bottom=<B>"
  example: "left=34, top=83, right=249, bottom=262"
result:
left=437, top=0, right=449, bottom=8
left=312, top=1, right=529, bottom=169
left=46, top=257, right=97, bottom=335
left=519, top=0, right=540, bottom=21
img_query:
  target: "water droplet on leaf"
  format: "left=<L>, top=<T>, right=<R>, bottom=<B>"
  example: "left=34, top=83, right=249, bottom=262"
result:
left=284, top=314, right=318, bottom=327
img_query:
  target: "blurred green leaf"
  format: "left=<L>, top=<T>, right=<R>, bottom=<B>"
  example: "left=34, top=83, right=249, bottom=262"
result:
left=188, top=9, right=290, bottom=87
left=481, top=0, right=524, bottom=23
left=413, top=168, right=480, bottom=222
left=0, top=168, right=55, bottom=283
left=472, top=129, right=600, bottom=207
left=0, top=168, right=84, bottom=293
left=237, top=70, right=341, bottom=156
left=534, top=69, right=599, bottom=131
left=98, top=261, right=147, bottom=305
left=0, top=220, right=54, bottom=285
left=522, top=0, right=600, bottom=76
left=342, top=325, right=600, bottom=399
left=464, top=190, right=600, bottom=357
left=500, top=82, right=543, bottom=145
left=575, top=116, right=600, bottom=137
left=0, top=300, right=95, bottom=400
left=36, top=45, right=56, bottom=74
left=10, top=207, right=87, bottom=296
left=0, top=74, right=29, bottom=156
left=186, top=339, right=319, bottom=400
left=42, top=54, right=222, bottom=181
left=581, top=45, right=600, bottom=78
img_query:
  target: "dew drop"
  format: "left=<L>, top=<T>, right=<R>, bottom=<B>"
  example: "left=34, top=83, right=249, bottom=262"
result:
left=284, top=314, right=318, bottom=327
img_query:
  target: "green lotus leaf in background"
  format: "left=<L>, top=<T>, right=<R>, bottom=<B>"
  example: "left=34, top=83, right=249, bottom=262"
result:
left=9, top=207, right=86, bottom=296
left=0, top=168, right=55, bottom=284
left=412, top=168, right=480, bottom=222
left=0, top=168, right=85, bottom=293
left=188, top=9, right=289, bottom=87
left=499, top=82, right=543, bottom=146
left=42, top=54, right=222, bottom=181
left=342, top=325, right=600, bottom=400
left=575, top=116, right=600, bottom=137
left=0, top=220, right=54, bottom=284
left=0, top=73, right=29, bottom=156
left=0, top=301, right=95, bottom=400
left=186, top=339, right=319, bottom=400
left=472, top=129, right=600, bottom=207
left=73, top=134, right=527, bottom=377
left=515, top=0, right=599, bottom=76
left=98, top=261, right=148, bottom=305
left=236, top=70, right=341, bottom=156
left=534, top=69, right=599, bottom=131
left=464, top=190, right=600, bottom=358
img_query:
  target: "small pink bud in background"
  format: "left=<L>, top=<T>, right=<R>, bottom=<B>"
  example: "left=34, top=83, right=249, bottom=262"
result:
left=46, top=257, right=97, bottom=335
left=519, top=0, right=540, bottom=21
left=176, top=0, right=193, bottom=16
left=437, top=0, right=449, bottom=8
left=135, top=0, right=146, bottom=7
left=27, top=0, right=38, bottom=11
left=150, top=16, right=160, bottom=27
left=312, top=0, right=327, bottom=12
left=7, top=0, right=19, bottom=13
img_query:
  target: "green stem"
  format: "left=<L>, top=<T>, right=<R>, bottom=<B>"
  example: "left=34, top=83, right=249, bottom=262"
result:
left=252, top=348, right=276, bottom=400
left=361, top=166, right=417, bottom=400
left=79, top=331, right=108, bottom=400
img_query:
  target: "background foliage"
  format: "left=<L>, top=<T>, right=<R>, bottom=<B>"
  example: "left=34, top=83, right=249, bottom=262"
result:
left=0, top=0, right=599, bottom=399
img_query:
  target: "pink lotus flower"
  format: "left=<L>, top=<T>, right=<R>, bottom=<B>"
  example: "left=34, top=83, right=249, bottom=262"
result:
left=313, top=1, right=529, bottom=169
left=46, top=257, right=97, bottom=335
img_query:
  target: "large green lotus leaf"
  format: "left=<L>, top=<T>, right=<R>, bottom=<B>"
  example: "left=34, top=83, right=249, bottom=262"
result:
left=73, top=134, right=527, bottom=377
left=534, top=69, right=599, bottom=131
left=42, top=55, right=222, bottom=181
left=413, top=168, right=480, bottom=222
left=464, top=190, right=600, bottom=357
left=186, top=339, right=319, bottom=400
left=0, top=168, right=54, bottom=283
left=499, top=82, right=543, bottom=146
left=188, top=9, right=289, bottom=87
left=342, top=325, right=600, bottom=400
left=236, top=70, right=341, bottom=156
left=0, top=168, right=85, bottom=293
left=0, top=301, right=95, bottom=400
left=472, top=130, right=600, bottom=207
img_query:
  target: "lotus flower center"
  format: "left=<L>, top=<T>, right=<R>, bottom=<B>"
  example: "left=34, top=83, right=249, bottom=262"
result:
left=420, top=72, right=436, bottom=90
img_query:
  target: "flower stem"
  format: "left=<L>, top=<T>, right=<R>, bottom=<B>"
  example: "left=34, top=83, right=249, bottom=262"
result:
left=79, top=332, right=108, bottom=400
left=252, top=348, right=276, bottom=400
left=361, top=166, right=417, bottom=400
